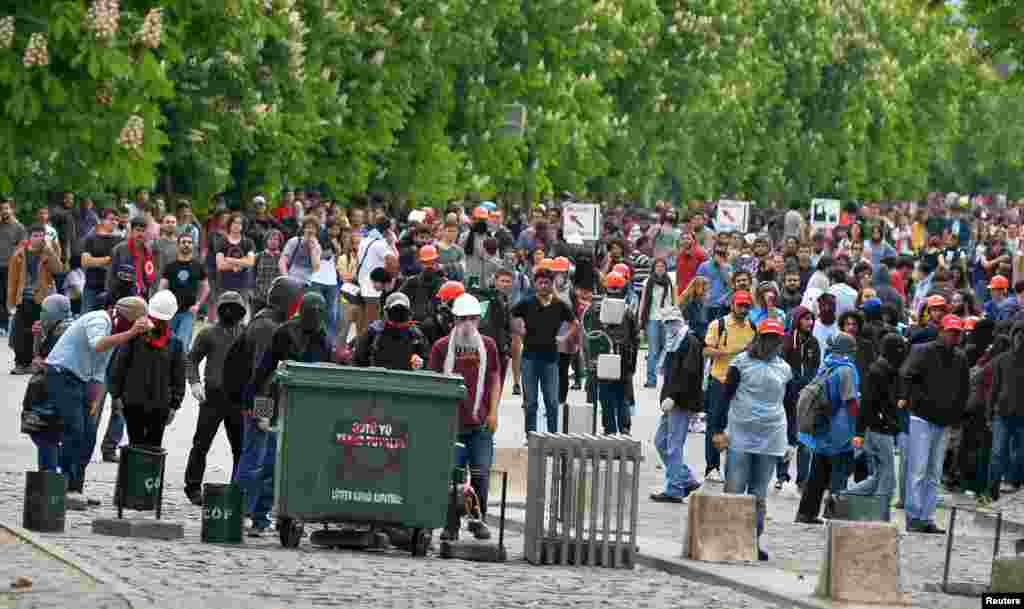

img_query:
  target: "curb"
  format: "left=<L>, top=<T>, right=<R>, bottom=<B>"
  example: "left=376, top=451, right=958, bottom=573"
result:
left=0, top=519, right=141, bottom=609
left=494, top=510, right=906, bottom=609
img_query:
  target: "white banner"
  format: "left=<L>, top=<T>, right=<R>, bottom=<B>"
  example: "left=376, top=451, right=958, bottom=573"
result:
left=715, top=200, right=750, bottom=233
left=810, top=198, right=841, bottom=229
left=563, top=203, right=601, bottom=242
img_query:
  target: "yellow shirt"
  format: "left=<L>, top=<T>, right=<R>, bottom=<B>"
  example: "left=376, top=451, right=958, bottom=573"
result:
left=911, top=222, right=926, bottom=253
left=704, top=315, right=757, bottom=383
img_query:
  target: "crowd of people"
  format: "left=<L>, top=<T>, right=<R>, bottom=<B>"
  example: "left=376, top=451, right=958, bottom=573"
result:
left=9, top=188, right=1024, bottom=550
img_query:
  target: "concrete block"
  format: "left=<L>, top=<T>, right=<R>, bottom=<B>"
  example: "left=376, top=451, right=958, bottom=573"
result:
left=992, top=557, right=1024, bottom=593
left=685, top=492, right=757, bottom=562
left=822, top=520, right=905, bottom=604
left=92, top=518, right=184, bottom=541
left=439, top=539, right=507, bottom=562
left=492, top=448, right=529, bottom=499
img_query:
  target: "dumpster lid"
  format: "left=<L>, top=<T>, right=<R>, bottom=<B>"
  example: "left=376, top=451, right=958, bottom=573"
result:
left=275, top=362, right=467, bottom=400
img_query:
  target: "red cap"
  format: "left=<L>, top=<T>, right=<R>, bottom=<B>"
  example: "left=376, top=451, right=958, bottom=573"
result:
left=927, top=295, right=947, bottom=309
left=733, top=291, right=753, bottom=306
left=941, top=314, right=964, bottom=332
left=605, top=272, right=627, bottom=289
left=989, top=275, right=1009, bottom=290
left=757, top=318, right=785, bottom=336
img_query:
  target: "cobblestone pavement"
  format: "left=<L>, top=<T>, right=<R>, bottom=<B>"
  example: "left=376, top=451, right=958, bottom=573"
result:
left=0, top=525, right=129, bottom=609
left=0, top=342, right=787, bottom=609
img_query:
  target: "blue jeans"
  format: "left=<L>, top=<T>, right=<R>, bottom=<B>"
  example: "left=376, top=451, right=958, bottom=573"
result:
left=313, top=283, right=338, bottom=339
left=645, top=319, right=665, bottom=386
left=905, top=417, right=947, bottom=525
left=654, top=408, right=696, bottom=496
left=170, top=310, right=195, bottom=351
left=46, top=368, right=87, bottom=489
left=30, top=431, right=62, bottom=472
left=724, top=449, right=776, bottom=537
left=845, top=431, right=896, bottom=521
left=455, top=428, right=494, bottom=515
left=989, top=416, right=1024, bottom=491
left=704, top=377, right=726, bottom=473
left=81, top=287, right=102, bottom=314
left=598, top=381, right=628, bottom=435
left=521, top=355, right=559, bottom=433
left=235, top=417, right=277, bottom=530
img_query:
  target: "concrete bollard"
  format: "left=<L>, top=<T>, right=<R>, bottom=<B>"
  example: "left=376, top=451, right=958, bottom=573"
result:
left=684, top=492, right=757, bottom=562
left=492, top=447, right=530, bottom=499
left=816, top=520, right=908, bottom=604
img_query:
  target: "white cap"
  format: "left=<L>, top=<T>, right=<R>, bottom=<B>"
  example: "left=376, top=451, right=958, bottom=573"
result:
left=452, top=293, right=482, bottom=317
left=253, top=195, right=266, bottom=204
left=408, top=210, right=426, bottom=223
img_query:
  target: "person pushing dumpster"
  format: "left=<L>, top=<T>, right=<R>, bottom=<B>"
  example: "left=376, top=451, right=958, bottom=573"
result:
left=428, top=293, right=501, bottom=541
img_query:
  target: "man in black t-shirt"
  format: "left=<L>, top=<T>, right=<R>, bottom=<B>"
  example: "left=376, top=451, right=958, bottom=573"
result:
left=160, top=233, right=209, bottom=350
left=215, top=215, right=256, bottom=316
left=80, top=209, right=122, bottom=313
left=511, top=267, right=577, bottom=434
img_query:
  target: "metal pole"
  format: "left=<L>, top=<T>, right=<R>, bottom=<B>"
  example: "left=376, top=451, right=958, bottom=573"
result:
left=942, top=506, right=957, bottom=594
left=499, top=471, right=508, bottom=552
left=994, top=511, right=1003, bottom=560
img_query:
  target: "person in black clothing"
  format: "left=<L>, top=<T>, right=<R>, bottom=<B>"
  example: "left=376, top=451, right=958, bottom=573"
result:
left=481, top=269, right=514, bottom=388
left=780, top=306, right=820, bottom=490
left=846, top=333, right=907, bottom=521
left=986, top=321, right=1024, bottom=502
left=223, top=276, right=303, bottom=535
left=80, top=209, right=121, bottom=313
left=353, top=292, right=430, bottom=370
left=160, top=233, right=209, bottom=350
left=107, top=291, right=187, bottom=449
left=399, top=245, right=447, bottom=324
left=182, top=291, right=248, bottom=505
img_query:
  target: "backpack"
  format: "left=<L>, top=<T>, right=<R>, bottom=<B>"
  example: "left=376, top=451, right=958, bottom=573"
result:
left=797, top=368, right=838, bottom=435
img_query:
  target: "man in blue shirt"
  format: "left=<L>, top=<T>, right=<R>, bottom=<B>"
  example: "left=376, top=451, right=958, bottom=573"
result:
left=696, top=244, right=733, bottom=322
left=44, top=296, right=152, bottom=509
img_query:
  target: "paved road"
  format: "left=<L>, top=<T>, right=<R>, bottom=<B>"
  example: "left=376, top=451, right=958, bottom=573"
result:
left=0, top=339, right=787, bottom=609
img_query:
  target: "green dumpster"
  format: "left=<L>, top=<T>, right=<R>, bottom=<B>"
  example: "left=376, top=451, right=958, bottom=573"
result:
left=273, top=363, right=465, bottom=553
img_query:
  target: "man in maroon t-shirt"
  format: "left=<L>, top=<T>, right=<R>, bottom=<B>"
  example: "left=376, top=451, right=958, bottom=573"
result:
left=428, top=293, right=500, bottom=540
left=675, top=230, right=706, bottom=296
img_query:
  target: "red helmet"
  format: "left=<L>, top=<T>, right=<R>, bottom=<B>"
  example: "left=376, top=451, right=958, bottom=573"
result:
left=606, top=272, right=627, bottom=289
left=418, top=244, right=439, bottom=262
left=989, top=275, right=1009, bottom=290
left=437, top=280, right=466, bottom=302
left=552, top=256, right=571, bottom=272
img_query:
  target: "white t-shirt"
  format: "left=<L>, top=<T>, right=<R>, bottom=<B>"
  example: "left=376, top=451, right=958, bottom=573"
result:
left=356, top=232, right=392, bottom=298
left=812, top=320, right=839, bottom=368
left=829, top=283, right=858, bottom=317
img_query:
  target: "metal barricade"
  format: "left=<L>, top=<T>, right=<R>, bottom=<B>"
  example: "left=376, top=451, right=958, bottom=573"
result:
left=524, top=432, right=640, bottom=568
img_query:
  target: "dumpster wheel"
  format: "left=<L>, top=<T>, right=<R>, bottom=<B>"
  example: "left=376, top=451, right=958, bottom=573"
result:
left=411, top=528, right=430, bottom=557
left=278, top=518, right=304, bottom=549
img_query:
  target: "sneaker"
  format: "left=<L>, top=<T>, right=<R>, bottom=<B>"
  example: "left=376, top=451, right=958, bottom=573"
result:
left=65, top=493, right=88, bottom=511
left=758, top=548, right=769, bottom=561
left=512, top=384, right=521, bottom=396
left=649, top=492, right=684, bottom=504
left=683, top=482, right=702, bottom=496
left=82, top=494, right=101, bottom=507
left=643, top=382, right=657, bottom=388
left=908, top=521, right=946, bottom=535
left=247, top=526, right=266, bottom=538
left=466, top=519, right=492, bottom=540
left=704, top=469, right=723, bottom=484
left=102, top=452, right=119, bottom=463
left=10, top=366, right=32, bottom=375
left=186, top=490, right=203, bottom=506
left=794, top=515, right=824, bottom=525
left=774, top=480, right=783, bottom=491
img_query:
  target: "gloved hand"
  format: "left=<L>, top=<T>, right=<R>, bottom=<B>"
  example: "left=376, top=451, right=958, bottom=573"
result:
left=165, top=408, right=177, bottom=426
left=111, top=397, right=124, bottom=415
left=190, top=383, right=205, bottom=404
left=783, top=445, right=796, bottom=463
left=660, top=398, right=675, bottom=413
left=256, top=417, right=271, bottom=432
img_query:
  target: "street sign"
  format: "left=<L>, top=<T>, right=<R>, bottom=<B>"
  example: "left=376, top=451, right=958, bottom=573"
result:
left=715, top=200, right=750, bottom=233
left=563, top=203, right=601, bottom=242
left=810, top=198, right=841, bottom=229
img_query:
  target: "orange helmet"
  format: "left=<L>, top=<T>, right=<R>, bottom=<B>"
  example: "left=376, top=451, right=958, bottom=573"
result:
left=437, top=280, right=466, bottom=302
left=606, top=272, right=627, bottom=289
left=539, top=258, right=556, bottom=271
left=472, top=206, right=490, bottom=220
left=612, top=263, right=631, bottom=279
left=552, top=256, right=571, bottom=272
left=418, top=244, right=439, bottom=262
left=963, top=316, right=979, bottom=331
left=926, top=295, right=947, bottom=309
left=989, top=275, right=1009, bottom=290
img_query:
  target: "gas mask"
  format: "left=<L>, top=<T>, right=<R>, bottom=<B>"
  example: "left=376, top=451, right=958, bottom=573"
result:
left=387, top=305, right=411, bottom=324
left=219, top=303, right=246, bottom=327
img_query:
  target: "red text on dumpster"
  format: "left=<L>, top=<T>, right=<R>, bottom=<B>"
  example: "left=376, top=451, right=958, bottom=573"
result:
left=336, top=418, right=408, bottom=449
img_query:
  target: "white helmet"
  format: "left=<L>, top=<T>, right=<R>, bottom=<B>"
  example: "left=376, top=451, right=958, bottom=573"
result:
left=451, top=293, right=482, bottom=318
left=148, top=290, right=179, bottom=321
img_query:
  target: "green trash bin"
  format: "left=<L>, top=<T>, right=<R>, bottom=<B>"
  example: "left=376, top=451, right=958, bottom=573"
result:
left=114, top=445, right=167, bottom=517
left=274, top=363, right=465, bottom=554
left=202, top=483, right=244, bottom=544
left=23, top=471, right=66, bottom=532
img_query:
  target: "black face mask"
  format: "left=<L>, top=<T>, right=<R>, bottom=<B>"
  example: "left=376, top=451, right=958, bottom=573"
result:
left=299, top=293, right=326, bottom=333
left=387, top=306, right=411, bottom=323
left=219, top=305, right=245, bottom=327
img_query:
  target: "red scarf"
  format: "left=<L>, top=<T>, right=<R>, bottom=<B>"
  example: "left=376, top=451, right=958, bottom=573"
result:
left=145, top=318, right=171, bottom=349
left=385, top=320, right=414, bottom=331
left=129, top=238, right=155, bottom=296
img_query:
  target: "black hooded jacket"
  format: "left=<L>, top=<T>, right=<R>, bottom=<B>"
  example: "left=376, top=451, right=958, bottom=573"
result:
left=857, top=334, right=906, bottom=436
left=900, top=338, right=970, bottom=427
left=989, top=322, right=1024, bottom=418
